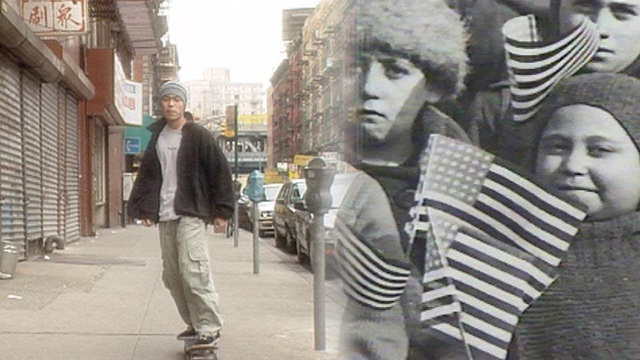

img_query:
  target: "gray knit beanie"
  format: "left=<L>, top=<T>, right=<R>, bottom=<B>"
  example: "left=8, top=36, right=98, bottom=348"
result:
left=539, top=73, right=640, bottom=149
left=159, top=81, right=188, bottom=107
left=358, top=0, right=469, bottom=98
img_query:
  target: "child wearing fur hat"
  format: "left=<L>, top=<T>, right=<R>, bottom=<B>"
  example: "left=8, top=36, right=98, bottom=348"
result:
left=337, top=0, right=470, bottom=359
left=507, top=73, right=640, bottom=358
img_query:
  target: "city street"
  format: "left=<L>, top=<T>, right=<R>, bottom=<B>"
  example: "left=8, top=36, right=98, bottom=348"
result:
left=0, top=225, right=346, bottom=360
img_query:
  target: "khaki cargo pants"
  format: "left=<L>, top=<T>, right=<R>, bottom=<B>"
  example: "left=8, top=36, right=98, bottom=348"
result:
left=158, top=216, right=223, bottom=336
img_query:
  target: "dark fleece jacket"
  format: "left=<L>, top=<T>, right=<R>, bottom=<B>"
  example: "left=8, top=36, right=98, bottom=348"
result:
left=127, top=119, right=234, bottom=223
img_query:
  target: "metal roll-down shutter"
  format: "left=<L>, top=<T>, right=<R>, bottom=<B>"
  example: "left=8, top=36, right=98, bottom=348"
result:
left=64, top=92, right=80, bottom=243
left=21, top=71, right=44, bottom=250
left=0, top=54, right=26, bottom=256
left=41, top=83, right=60, bottom=240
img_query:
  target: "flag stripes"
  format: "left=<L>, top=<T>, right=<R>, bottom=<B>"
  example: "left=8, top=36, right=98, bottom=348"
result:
left=418, top=205, right=558, bottom=289
left=502, top=15, right=599, bottom=121
left=451, top=235, right=552, bottom=293
left=423, top=192, right=564, bottom=266
left=481, top=182, right=575, bottom=241
left=421, top=230, right=559, bottom=359
left=335, top=217, right=411, bottom=309
left=487, top=164, right=584, bottom=225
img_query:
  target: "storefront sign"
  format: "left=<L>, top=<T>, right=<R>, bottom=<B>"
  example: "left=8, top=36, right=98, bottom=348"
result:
left=293, top=154, right=314, bottom=166
left=239, top=114, right=267, bottom=126
left=124, top=137, right=140, bottom=155
left=20, top=0, right=88, bottom=35
left=114, top=54, right=143, bottom=126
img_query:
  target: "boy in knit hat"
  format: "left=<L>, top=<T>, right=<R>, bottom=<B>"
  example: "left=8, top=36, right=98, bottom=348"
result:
left=128, top=81, right=233, bottom=349
left=337, top=0, right=470, bottom=359
left=508, top=73, right=640, bottom=358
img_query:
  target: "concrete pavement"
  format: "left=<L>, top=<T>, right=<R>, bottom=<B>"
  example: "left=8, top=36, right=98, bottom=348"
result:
left=0, top=225, right=347, bottom=359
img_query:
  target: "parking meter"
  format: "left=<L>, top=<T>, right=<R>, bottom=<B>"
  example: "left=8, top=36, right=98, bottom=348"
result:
left=303, top=158, right=335, bottom=215
left=303, top=157, right=335, bottom=350
left=246, top=170, right=264, bottom=274
left=245, top=170, right=264, bottom=203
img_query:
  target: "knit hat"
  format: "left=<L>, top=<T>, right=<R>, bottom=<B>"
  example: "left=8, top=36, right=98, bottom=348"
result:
left=159, top=81, right=188, bottom=107
left=537, top=73, right=640, bottom=150
left=358, top=0, right=469, bottom=98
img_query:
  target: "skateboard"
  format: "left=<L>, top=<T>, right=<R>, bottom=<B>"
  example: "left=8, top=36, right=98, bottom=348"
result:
left=183, top=338, right=218, bottom=360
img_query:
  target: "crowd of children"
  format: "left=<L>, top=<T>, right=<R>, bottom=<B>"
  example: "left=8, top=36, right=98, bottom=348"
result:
left=337, top=0, right=640, bottom=359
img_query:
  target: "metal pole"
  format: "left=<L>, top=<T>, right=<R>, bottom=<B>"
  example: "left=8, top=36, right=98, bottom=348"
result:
left=233, top=201, right=239, bottom=248
left=312, top=213, right=326, bottom=350
left=233, top=103, right=239, bottom=247
left=252, top=203, right=260, bottom=274
left=234, top=104, right=239, bottom=180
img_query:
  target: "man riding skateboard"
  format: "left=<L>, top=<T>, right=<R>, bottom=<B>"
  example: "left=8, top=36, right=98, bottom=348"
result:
left=128, top=81, right=234, bottom=349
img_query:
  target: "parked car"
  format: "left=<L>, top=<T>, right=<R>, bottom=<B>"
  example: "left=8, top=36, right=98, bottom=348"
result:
left=293, top=173, right=356, bottom=273
left=247, top=183, right=283, bottom=237
left=273, top=179, right=307, bottom=252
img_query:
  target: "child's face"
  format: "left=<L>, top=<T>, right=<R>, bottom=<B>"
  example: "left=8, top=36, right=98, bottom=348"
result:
left=535, top=104, right=640, bottom=221
left=357, top=52, right=430, bottom=143
left=558, top=0, right=640, bottom=73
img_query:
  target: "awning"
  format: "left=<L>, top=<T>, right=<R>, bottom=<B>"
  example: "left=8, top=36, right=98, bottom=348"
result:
left=116, top=0, right=166, bottom=56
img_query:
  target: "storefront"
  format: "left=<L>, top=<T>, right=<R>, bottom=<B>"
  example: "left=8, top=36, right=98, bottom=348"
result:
left=0, top=3, right=94, bottom=258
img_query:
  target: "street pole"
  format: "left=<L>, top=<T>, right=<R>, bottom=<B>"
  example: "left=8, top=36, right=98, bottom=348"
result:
left=232, top=180, right=240, bottom=248
left=233, top=203, right=239, bottom=248
left=311, top=212, right=326, bottom=350
left=252, top=203, right=260, bottom=274
left=303, top=158, right=334, bottom=352
left=233, top=102, right=239, bottom=248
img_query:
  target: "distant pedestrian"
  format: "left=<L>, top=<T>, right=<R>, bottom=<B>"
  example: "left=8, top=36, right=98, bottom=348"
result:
left=127, top=81, right=234, bottom=347
left=184, top=111, right=195, bottom=122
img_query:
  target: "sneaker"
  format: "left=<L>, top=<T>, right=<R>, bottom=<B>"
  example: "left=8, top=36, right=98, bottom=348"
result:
left=193, top=332, right=220, bottom=346
left=176, top=327, right=196, bottom=340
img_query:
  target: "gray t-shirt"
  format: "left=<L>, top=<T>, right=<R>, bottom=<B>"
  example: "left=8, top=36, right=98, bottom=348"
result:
left=156, top=124, right=183, bottom=221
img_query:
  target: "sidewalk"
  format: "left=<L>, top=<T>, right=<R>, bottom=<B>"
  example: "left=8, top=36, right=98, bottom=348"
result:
left=0, top=225, right=346, bottom=360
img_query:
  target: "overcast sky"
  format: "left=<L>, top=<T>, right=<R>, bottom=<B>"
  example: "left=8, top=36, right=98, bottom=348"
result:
left=168, top=0, right=320, bottom=86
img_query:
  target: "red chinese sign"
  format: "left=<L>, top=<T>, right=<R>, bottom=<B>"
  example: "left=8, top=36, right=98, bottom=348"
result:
left=20, top=0, right=87, bottom=35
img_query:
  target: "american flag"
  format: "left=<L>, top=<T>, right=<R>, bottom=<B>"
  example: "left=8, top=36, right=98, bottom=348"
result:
left=335, top=216, right=412, bottom=310
left=502, top=15, right=599, bottom=122
left=405, top=135, right=586, bottom=359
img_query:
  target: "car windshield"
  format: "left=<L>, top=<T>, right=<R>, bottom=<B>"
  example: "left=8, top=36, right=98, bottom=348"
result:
left=263, top=185, right=282, bottom=201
